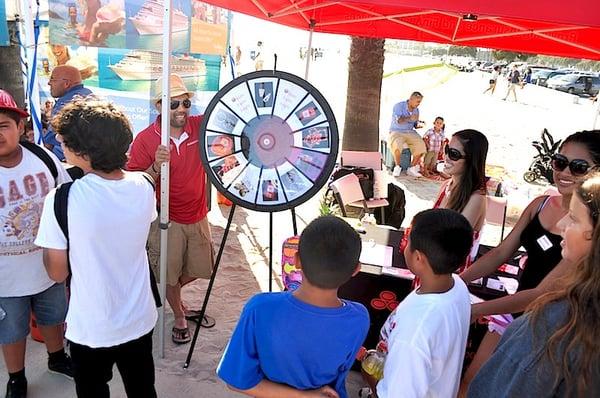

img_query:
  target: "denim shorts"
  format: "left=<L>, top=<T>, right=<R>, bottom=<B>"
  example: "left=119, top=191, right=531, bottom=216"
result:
left=0, top=283, right=67, bottom=344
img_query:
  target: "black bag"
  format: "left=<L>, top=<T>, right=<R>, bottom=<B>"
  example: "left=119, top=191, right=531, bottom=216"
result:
left=374, top=183, right=406, bottom=228
left=331, top=166, right=374, bottom=199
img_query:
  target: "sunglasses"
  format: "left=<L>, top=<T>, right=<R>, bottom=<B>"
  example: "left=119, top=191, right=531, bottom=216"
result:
left=551, top=154, right=591, bottom=176
left=159, top=99, right=192, bottom=110
left=444, top=145, right=465, bottom=161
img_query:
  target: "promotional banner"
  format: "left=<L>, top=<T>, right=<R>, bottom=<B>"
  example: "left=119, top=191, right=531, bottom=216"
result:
left=45, top=0, right=229, bottom=134
left=0, top=1, right=9, bottom=46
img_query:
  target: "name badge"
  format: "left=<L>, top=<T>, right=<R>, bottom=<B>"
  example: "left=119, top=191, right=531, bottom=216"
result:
left=537, top=235, right=553, bottom=251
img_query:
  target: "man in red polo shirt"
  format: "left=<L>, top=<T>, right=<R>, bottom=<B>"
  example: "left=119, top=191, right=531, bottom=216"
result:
left=127, top=74, right=215, bottom=344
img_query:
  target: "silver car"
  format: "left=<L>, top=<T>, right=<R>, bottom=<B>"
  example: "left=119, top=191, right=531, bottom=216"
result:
left=547, top=74, right=600, bottom=96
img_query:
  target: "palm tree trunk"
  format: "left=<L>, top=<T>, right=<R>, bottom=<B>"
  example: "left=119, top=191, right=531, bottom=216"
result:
left=342, top=37, right=385, bottom=151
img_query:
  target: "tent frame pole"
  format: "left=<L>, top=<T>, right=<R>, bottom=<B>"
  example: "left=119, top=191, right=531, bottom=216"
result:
left=304, top=23, right=314, bottom=80
left=158, top=0, right=173, bottom=360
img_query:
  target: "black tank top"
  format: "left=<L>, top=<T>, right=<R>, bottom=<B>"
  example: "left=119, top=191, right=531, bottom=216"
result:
left=517, top=196, right=563, bottom=292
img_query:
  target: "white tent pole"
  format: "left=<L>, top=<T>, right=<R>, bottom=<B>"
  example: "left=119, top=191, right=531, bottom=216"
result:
left=158, top=0, right=173, bottom=359
left=304, top=26, right=314, bottom=80
left=18, top=0, right=42, bottom=144
left=593, top=98, right=600, bottom=130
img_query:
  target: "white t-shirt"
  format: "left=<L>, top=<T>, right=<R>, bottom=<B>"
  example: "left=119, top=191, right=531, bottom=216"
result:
left=0, top=145, right=71, bottom=297
left=377, top=275, right=470, bottom=398
left=35, top=172, right=158, bottom=348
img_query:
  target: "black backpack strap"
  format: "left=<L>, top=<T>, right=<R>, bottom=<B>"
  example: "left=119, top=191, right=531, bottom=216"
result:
left=137, top=172, right=162, bottom=308
left=53, top=182, right=74, bottom=287
left=21, top=142, right=58, bottom=186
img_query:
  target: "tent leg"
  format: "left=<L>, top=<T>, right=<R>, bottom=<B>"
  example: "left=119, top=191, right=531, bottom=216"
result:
left=158, top=0, right=173, bottom=360
left=304, top=27, right=314, bottom=80
left=593, top=96, right=600, bottom=130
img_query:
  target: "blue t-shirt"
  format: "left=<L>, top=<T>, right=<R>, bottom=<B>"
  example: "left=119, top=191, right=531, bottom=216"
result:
left=45, top=84, right=93, bottom=160
left=217, top=292, right=370, bottom=397
left=389, top=100, right=418, bottom=132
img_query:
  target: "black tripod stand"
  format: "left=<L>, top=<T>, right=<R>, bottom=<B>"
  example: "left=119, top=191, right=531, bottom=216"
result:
left=183, top=205, right=298, bottom=368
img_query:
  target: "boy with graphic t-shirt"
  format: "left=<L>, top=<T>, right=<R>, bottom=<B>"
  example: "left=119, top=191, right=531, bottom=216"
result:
left=35, top=99, right=158, bottom=397
left=218, top=216, right=370, bottom=398
left=370, top=209, right=473, bottom=398
left=0, top=90, right=73, bottom=398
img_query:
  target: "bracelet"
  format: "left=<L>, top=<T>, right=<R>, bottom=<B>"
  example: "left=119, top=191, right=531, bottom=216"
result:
left=151, top=163, right=160, bottom=174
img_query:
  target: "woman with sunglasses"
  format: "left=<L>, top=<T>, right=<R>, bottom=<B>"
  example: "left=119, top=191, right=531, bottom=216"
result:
left=433, top=129, right=489, bottom=266
left=468, top=171, right=600, bottom=397
left=458, top=130, right=600, bottom=397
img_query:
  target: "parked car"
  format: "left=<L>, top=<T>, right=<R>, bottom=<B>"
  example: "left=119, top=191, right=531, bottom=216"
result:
left=547, top=74, right=600, bottom=96
left=531, top=68, right=555, bottom=85
left=538, top=70, right=571, bottom=87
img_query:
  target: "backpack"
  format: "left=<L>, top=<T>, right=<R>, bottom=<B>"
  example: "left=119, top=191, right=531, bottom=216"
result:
left=374, top=183, right=406, bottom=229
left=53, top=174, right=162, bottom=308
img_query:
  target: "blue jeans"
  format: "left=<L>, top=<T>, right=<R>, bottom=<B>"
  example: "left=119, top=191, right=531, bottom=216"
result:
left=0, top=283, right=67, bottom=344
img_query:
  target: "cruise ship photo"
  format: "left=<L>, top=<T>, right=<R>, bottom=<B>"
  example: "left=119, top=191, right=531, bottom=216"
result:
left=129, top=0, right=189, bottom=35
left=108, top=50, right=206, bottom=80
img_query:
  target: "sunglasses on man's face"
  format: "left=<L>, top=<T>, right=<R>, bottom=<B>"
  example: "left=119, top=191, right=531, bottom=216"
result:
left=444, top=145, right=465, bottom=161
left=166, top=99, right=192, bottom=110
left=551, top=154, right=591, bottom=176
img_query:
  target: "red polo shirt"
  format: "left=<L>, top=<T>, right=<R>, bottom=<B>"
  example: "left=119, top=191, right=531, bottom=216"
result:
left=127, top=115, right=208, bottom=224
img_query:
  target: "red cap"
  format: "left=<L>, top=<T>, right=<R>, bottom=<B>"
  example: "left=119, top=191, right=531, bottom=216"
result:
left=0, top=90, right=28, bottom=118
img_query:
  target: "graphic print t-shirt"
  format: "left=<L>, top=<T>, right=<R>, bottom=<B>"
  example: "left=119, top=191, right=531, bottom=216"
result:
left=0, top=146, right=70, bottom=297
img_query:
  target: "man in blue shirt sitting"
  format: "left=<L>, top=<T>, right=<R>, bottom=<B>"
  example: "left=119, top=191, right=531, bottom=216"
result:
left=45, top=65, right=92, bottom=160
left=217, top=216, right=370, bottom=398
left=389, top=91, right=426, bottom=177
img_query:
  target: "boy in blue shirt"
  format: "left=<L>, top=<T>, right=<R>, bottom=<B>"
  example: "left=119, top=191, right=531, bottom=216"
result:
left=218, top=216, right=370, bottom=398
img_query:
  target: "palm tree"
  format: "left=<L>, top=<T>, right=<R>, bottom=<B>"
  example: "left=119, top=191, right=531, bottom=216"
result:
left=342, top=37, right=386, bottom=151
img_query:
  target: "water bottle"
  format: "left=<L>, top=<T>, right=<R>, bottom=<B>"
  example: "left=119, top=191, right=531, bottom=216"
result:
left=356, top=347, right=386, bottom=381
left=0, top=305, right=6, bottom=321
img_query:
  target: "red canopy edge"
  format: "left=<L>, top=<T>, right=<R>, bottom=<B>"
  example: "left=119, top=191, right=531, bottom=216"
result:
left=207, top=0, right=600, bottom=60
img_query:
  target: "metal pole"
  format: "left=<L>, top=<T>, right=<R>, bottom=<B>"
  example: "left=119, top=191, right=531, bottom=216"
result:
left=18, top=0, right=42, bottom=144
left=593, top=97, right=600, bottom=129
left=291, top=208, right=298, bottom=236
left=184, top=204, right=237, bottom=368
left=158, top=0, right=173, bottom=359
left=269, top=212, right=273, bottom=292
left=304, top=27, right=314, bottom=80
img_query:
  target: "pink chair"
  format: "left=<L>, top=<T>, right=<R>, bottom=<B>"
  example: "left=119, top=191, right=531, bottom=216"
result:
left=330, top=173, right=388, bottom=221
left=486, top=196, right=508, bottom=244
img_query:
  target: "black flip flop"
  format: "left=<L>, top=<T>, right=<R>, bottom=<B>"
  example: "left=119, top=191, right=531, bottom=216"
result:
left=184, top=311, right=216, bottom=328
left=172, top=327, right=191, bottom=344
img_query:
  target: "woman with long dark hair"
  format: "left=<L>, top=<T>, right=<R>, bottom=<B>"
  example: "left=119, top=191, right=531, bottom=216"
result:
left=433, top=129, right=489, bottom=260
left=468, top=171, right=600, bottom=397
left=459, top=130, right=600, bottom=396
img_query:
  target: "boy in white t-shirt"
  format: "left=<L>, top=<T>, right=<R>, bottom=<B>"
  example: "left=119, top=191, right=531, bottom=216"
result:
left=35, top=99, right=158, bottom=397
left=0, top=90, right=73, bottom=398
left=368, top=208, right=473, bottom=398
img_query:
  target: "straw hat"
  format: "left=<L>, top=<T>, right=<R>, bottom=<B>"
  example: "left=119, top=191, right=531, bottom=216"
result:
left=0, top=90, right=28, bottom=118
left=152, top=74, right=194, bottom=104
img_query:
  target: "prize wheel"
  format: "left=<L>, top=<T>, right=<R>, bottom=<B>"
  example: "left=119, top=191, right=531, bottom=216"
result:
left=199, top=70, right=339, bottom=212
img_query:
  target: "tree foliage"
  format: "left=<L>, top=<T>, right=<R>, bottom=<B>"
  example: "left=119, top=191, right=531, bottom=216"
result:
left=448, top=45, right=477, bottom=58
left=492, top=50, right=532, bottom=62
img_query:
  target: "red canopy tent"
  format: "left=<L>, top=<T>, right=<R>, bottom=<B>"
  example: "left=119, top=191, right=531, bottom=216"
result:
left=206, top=0, right=600, bottom=60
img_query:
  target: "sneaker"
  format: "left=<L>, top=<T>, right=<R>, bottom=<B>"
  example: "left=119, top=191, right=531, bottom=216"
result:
left=392, top=165, right=401, bottom=177
left=407, top=165, right=422, bottom=177
left=5, top=377, right=27, bottom=398
left=48, top=353, right=74, bottom=380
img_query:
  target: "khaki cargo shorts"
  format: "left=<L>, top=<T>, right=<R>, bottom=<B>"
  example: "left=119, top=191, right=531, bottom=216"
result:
left=389, top=131, right=426, bottom=157
left=148, top=218, right=215, bottom=286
